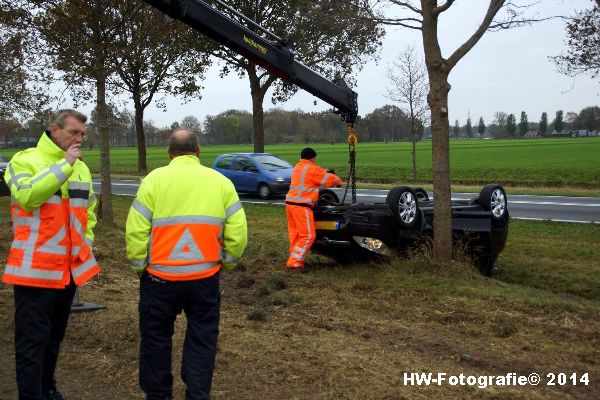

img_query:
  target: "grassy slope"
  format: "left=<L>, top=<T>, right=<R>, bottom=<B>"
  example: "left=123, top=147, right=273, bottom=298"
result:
left=0, top=198, right=598, bottom=399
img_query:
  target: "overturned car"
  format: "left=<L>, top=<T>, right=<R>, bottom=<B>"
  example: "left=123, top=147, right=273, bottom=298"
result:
left=312, top=184, right=509, bottom=276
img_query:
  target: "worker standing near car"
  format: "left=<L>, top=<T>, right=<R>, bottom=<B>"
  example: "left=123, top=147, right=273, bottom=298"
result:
left=2, top=109, right=99, bottom=400
left=285, top=147, right=341, bottom=272
left=125, top=128, right=247, bottom=400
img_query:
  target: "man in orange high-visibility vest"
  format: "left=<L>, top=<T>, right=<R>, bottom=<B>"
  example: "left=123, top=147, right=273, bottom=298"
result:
left=3, top=109, right=99, bottom=400
left=285, top=147, right=341, bottom=272
left=126, top=128, right=247, bottom=400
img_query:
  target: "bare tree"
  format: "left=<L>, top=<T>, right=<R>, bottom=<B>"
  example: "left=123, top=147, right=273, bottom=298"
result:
left=385, top=45, right=429, bottom=183
left=366, top=0, right=555, bottom=260
left=552, top=3, right=599, bottom=82
left=111, top=2, right=212, bottom=173
left=18, top=0, right=143, bottom=224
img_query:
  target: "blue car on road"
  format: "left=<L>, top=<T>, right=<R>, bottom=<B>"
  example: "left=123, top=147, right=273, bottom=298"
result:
left=212, top=153, right=293, bottom=199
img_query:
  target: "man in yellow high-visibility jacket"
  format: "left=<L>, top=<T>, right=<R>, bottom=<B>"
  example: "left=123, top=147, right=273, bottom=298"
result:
left=3, top=109, right=99, bottom=400
left=126, top=128, right=247, bottom=400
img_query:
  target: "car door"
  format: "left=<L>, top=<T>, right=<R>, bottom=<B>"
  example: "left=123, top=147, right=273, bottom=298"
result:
left=233, top=156, right=259, bottom=192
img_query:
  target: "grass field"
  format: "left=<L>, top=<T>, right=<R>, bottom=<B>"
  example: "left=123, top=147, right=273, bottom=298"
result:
left=0, top=197, right=598, bottom=399
left=2, top=137, right=599, bottom=188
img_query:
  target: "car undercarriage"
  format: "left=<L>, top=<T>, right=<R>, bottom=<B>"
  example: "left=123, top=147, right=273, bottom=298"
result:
left=312, top=184, right=509, bottom=276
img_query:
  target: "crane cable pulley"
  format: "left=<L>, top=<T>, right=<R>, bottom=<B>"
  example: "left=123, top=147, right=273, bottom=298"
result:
left=341, top=123, right=357, bottom=204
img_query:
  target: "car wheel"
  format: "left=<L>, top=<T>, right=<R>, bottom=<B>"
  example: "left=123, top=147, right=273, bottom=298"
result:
left=386, top=186, right=419, bottom=228
left=258, top=184, right=271, bottom=200
left=479, top=184, right=507, bottom=221
left=316, top=189, right=340, bottom=206
left=414, top=187, right=429, bottom=202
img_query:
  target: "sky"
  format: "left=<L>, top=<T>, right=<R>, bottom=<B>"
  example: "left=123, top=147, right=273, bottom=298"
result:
left=81, top=0, right=598, bottom=129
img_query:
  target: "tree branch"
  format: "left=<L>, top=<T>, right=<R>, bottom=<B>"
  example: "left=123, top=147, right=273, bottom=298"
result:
left=447, top=0, right=504, bottom=70
left=433, top=0, right=456, bottom=16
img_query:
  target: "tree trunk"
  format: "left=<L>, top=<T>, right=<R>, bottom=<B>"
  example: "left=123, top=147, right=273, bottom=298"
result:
left=421, top=1, right=452, bottom=260
left=249, top=71, right=266, bottom=153
left=133, top=94, right=147, bottom=173
left=96, top=75, right=113, bottom=224
left=411, top=120, right=417, bottom=184
left=428, top=71, right=452, bottom=260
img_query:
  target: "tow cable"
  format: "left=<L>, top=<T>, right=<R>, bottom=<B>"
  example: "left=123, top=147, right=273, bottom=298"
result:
left=341, top=123, right=357, bottom=204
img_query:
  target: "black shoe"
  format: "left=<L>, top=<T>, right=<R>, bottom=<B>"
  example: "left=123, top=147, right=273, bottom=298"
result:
left=45, top=389, right=65, bottom=400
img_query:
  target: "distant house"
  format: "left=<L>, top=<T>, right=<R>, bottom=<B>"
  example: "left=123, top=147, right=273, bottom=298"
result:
left=569, top=130, right=599, bottom=137
left=524, top=131, right=539, bottom=139
left=551, top=130, right=571, bottom=138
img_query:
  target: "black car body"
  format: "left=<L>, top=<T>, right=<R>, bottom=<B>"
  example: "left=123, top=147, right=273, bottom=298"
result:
left=311, top=184, right=509, bottom=275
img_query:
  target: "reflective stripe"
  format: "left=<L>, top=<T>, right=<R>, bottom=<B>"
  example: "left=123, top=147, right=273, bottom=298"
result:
left=304, top=208, right=312, bottom=249
left=7, top=165, right=32, bottom=190
left=37, top=226, right=68, bottom=255
left=152, top=215, right=224, bottom=227
left=69, top=198, right=88, bottom=207
left=10, top=208, right=41, bottom=271
left=130, top=259, right=146, bottom=267
left=132, top=199, right=152, bottom=221
left=225, top=201, right=243, bottom=218
left=71, top=213, right=86, bottom=241
left=298, top=164, right=311, bottom=197
left=285, top=195, right=314, bottom=205
left=4, top=264, right=63, bottom=280
left=290, top=253, right=303, bottom=261
left=68, top=181, right=89, bottom=190
left=46, top=195, right=62, bottom=204
left=289, top=185, right=318, bottom=192
left=71, top=246, right=81, bottom=256
left=30, top=162, right=68, bottom=185
left=294, top=246, right=306, bottom=255
left=320, top=173, right=331, bottom=186
left=167, top=228, right=205, bottom=261
left=89, top=193, right=96, bottom=203
left=72, top=255, right=97, bottom=280
left=149, top=262, right=219, bottom=274
left=84, top=237, right=93, bottom=248
left=222, top=251, right=239, bottom=263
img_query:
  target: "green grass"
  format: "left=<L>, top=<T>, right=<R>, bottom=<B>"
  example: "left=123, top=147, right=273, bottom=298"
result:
left=2, top=137, right=599, bottom=189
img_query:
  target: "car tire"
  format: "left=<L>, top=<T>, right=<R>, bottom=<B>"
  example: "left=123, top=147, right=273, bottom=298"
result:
left=479, top=184, right=508, bottom=222
left=258, top=184, right=271, bottom=200
left=316, top=189, right=340, bottom=207
left=414, top=187, right=429, bottom=202
left=386, top=186, right=419, bottom=228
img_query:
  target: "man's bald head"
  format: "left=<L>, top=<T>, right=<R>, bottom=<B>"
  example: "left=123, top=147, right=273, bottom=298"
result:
left=168, top=128, right=200, bottom=158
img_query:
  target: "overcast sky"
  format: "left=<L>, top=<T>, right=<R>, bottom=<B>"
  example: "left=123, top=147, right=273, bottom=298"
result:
left=79, top=0, right=597, bottom=129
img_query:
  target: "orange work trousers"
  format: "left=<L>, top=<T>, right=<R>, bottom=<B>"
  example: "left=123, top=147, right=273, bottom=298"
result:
left=285, top=204, right=315, bottom=268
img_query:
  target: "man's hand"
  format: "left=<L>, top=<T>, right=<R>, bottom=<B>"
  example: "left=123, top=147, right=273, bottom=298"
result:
left=65, top=144, right=82, bottom=165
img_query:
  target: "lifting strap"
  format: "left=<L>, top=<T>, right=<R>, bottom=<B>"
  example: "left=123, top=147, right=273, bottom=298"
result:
left=341, top=123, right=357, bottom=204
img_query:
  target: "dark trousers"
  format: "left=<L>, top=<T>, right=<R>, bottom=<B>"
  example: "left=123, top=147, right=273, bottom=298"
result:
left=13, top=281, right=76, bottom=400
left=139, top=272, right=220, bottom=400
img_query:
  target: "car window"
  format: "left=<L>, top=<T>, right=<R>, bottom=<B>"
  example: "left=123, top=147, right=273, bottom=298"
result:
left=234, top=157, right=256, bottom=172
left=253, top=155, right=292, bottom=170
left=216, top=155, right=233, bottom=169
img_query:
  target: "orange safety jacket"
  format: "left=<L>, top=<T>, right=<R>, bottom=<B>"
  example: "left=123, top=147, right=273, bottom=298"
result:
left=3, top=133, right=99, bottom=288
left=285, top=159, right=341, bottom=207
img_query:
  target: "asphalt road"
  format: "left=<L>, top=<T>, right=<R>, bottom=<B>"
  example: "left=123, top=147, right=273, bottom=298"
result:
left=94, top=179, right=600, bottom=224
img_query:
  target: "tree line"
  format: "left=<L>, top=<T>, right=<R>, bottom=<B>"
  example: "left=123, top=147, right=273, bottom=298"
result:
left=449, top=107, right=600, bottom=139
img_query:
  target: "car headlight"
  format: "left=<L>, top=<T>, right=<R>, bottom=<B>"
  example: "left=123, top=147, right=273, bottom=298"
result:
left=352, top=236, right=391, bottom=256
left=275, top=177, right=285, bottom=183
